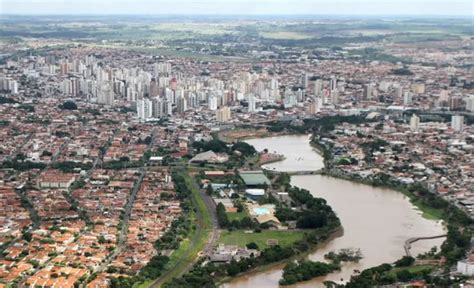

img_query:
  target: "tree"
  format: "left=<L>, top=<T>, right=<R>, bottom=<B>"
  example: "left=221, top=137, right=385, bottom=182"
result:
left=22, top=230, right=32, bottom=242
left=206, top=185, right=214, bottom=195
left=231, top=142, right=256, bottom=157
left=61, top=100, right=78, bottom=110
left=226, top=260, right=240, bottom=276
left=394, top=256, right=415, bottom=267
left=246, top=242, right=259, bottom=250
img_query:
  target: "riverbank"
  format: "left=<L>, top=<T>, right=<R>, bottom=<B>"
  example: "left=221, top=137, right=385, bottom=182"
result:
left=217, top=226, right=344, bottom=286
left=218, top=128, right=293, bottom=143
left=226, top=133, right=448, bottom=287
left=307, top=135, right=447, bottom=223
left=321, top=169, right=446, bottom=222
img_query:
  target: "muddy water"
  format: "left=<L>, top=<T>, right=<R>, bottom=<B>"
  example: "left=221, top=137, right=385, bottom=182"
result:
left=222, top=135, right=445, bottom=287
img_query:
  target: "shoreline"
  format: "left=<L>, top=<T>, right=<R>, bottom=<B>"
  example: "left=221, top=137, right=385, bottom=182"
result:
left=218, top=128, right=295, bottom=143
left=220, top=132, right=448, bottom=287
left=216, top=226, right=344, bottom=286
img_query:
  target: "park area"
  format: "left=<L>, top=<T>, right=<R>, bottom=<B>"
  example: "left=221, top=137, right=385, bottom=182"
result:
left=219, top=230, right=306, bottom=250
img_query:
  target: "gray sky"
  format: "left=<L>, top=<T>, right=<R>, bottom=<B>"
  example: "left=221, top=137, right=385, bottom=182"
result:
left=1, top=0, right=472, bottom=16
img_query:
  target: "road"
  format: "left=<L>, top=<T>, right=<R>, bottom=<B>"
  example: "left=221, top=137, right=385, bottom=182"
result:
left=195, top=180, right=220, bottom=256
left=95, top=128, right=157, bottom=273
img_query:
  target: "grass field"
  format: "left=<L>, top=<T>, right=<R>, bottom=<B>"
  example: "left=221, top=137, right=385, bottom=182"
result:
left=412, top=199, right=445, bottom=220
left=219, top=230, right=306, bottom=249
left=226, top=211, right=248, bottom=221
left=401, top=191, right=444, bottom=221
left=386, top=265, right=433, bottom=277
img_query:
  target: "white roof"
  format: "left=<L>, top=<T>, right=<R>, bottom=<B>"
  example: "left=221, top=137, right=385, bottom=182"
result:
left=245, top=189, right=265, bottom=196
left=150, top=156, right=164, bottom=161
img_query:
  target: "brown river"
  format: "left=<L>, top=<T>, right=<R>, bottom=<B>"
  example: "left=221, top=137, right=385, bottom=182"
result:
left=222, top=134, right=446, bottom=288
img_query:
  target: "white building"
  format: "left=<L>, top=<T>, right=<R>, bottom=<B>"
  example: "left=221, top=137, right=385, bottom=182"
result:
left=410, top=114, right=420, bottom=132
left=451, top=115, right=464, bottom=132
left=466, top=96, right=474, bottom=112
left=137, top=98, right=152, bottom=121
left=403, top=91, right=413, bottom=106
left=208, top=96, right=218, bottom=111
left=216, top=106, right=231, bottom=123
left=247, top=95, right=256, bottom=112
left=97, top=83, right=114, bottom=106
left=457, top=258, right=474, bottom=276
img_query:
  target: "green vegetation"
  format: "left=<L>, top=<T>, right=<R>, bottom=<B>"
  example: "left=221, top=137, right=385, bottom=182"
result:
left=111, top=170, right=211, bottom=288
left=60, top=100, right=78, bottom=110
left=220, top=230, right=306, bottom=249
left=341, top=257, right=450, bottom=287
left=280, top=260, right=340, bottom=285
left=324, top=248, right=363, bottom=264
left=390, top=67, right=414, bottom=75
left=268, top=115, right=369, bottom=135
left=148, top=171, right=212, bottom=286
left=102, top=159, right=143, bottom=169
left=386, top=265, right=433, bottom=278
left=347, top=47, right=412, bottom=64
left=169, top=174, right=341, bottom=287
left=226, top=211, right=248, bottom=222
left=260, top=31, right=313, bottom=40
left=0, top=96, right=18, bottom=104
left=192, top=139, right=228, bottom=154
left=216, top=202, right=255, bottom=229
left=110, top=255, right=169, bottom=288
left=275, top=186, right=340, bottom=230
left=0, top=160, right=46, bottom=171
left=52, top=161, right=93, bottom=173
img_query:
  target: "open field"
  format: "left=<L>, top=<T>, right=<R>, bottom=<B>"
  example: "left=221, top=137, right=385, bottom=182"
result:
left=260, top=31, right=313, bottom=40
left=386, top=265, right=433, bottom=277
left=219, top=230, right=306, bottom=249
left=226, top=211, right=248, bottom=222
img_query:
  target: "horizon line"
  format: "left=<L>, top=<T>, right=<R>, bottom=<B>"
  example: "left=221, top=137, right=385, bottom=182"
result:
left=1, top=13, right=472, bottom=18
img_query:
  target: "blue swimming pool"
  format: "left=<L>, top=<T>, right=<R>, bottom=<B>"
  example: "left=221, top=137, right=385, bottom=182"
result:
left=253, top=207, right=270, bottom=215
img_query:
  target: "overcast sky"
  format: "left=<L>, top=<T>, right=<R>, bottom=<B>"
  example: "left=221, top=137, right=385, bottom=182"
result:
left=1, top=0, right=472, bottom=16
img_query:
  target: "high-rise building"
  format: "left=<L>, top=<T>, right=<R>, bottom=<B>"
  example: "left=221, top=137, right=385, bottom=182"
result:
left=396, top=86, right=403, bottom=100
left=363, top=83, right=373, bottom=101
left=247, top=95, right=256, bottom=112
left=403, top=91, right=413, bottom=106
left=330, top=76, right=337, bottom=91
left=216, top=106, right=231, bottom=122
left=208, top=96, right=218, bottom=111
left=451, top=115, right=464, bottom=132
left=466, top=96, right=474, bottom=112
left=154, top=62, right=172, bottom=75
left=314, top=79, right=322, bottom=97
left=449, top=97, right=462, bottom=111
left=97, top=83, right=114, bottom=106
left=302, top=73, right=309, bottom=89
left=308, top=99, right=321, bottom=114
left=176, top=96, right=187, bottom=114
left=330, top=90, right=339, bottom=105
left=410, top=114, right=420, bottom=132
left=137, top=98, right=152, bottom=121
left=152, top=98, right=166, bottom=118
left=270, top=78, right=279, bottom=90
